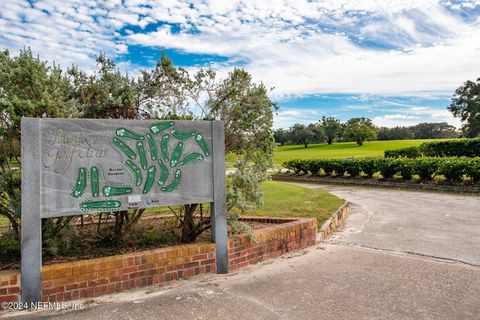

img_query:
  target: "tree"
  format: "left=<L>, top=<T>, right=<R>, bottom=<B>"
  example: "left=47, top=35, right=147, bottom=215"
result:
left=448, top=77, right=480, bottom=138
left=0, top=49, right=276, bottom=254
left=343, top=117, right=376, bottom=146
left=319, top=116, right=342, bottom=144
left=289, top=123, right=315, bottom=148
left=0, top=48, right=74, bottom=235
left=141, top=61, right=276, bottom=242
left=68, top=53, right=142, bottom=119
left=273, top=128, right=288, bottom=146
left=308, top=123, right=324, bottom=144
left=411, top=122, right=458, bottom=139
left=377, top=126, right=414, bottom=140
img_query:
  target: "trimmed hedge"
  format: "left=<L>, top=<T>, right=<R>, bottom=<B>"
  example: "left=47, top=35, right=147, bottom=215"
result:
left=283, top=157, right=480, bottom=183
left=384, top=146, right=422, bottom=158
left=385, top=138, right=480, bottom=158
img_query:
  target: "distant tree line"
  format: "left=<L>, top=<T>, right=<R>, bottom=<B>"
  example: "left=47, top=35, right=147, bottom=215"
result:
left=274, top=118, right=459, bottom=147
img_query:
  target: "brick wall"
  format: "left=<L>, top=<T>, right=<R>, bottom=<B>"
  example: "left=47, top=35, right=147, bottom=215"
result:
left=1, top=216, right=316, bottom=307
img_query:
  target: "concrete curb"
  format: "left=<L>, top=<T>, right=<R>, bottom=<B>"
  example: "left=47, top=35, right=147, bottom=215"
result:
left=317, top=201, right=349, bottom=242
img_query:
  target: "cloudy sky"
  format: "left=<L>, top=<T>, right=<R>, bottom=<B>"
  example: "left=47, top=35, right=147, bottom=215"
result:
left=1, top=0, right=479, bottom=128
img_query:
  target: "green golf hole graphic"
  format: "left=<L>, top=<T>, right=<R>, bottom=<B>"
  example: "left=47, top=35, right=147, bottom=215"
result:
left=80, top=200, right=121, bottom=210
left=195, top=134, right=210, bottom=157
left=149, top=121, right=174, bottom=134
left=170, top=141, right=184, bottom=168
left=103, top=186, right=133, bottom=197
left=90, top=167, right=99, bottom=198
left=157, top=160, right=169, bottom=186
left=143, top=165, right=156, bottom=194
left=71, top=123, right=211, bottom=210
left=116, top=128, right=144, bottom=140
left=72, top=167, right=87, bottom=198
left=180, top=153, right=204, bottom=166
left=146, top=133, right=157, bottom=161
left=161, top=169, right=182, bottom=192
left=137, top=141, right=147, bottom=170
left=171, top=128, right=196, bottom=139
left=113, top=137, right=137, bottom=159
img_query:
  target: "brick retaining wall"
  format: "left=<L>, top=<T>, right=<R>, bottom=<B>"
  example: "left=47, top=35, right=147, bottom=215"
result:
left=1, top=216, right=316, bottom=307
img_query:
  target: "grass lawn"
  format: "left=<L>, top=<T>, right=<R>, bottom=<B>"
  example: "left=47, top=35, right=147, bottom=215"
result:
left=246, top=181, right=344, bottom=229
left=273, top=139, right=451, bottom=164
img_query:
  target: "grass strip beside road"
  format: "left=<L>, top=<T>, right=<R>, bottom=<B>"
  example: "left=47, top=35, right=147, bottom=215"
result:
left=246, top=181, right=344, bottom=229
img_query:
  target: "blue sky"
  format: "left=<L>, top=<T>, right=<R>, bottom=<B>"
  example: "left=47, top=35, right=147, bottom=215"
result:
left=1, top=1, right=480, bottom=128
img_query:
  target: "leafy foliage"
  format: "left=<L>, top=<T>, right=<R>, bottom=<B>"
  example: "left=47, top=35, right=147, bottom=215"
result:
left=385, top=139, right=480, bottom=158
left=384, top=146, right=422, bottom=158
left=448, top=77, right=480, bottom=138
left=319, top=116, right=342, bottom=144
left=0, top=48, right=275, bottom=261
left=342, top=117, right=376, bottom=146
left=282, top=157, right=480, bottom=183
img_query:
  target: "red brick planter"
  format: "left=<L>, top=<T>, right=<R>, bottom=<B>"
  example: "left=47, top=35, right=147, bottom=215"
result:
left=1, top=216, right=316, bottom=307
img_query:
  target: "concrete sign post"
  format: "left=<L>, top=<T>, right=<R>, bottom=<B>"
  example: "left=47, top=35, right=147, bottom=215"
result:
left=21, top=118, right=228, bottom=303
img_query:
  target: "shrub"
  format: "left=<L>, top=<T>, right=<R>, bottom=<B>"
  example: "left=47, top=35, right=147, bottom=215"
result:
left=332, top=160, right=348, bottom=177
left=320, top=160, right=336, bottom=176
left=437, top=158, right=469, bottom=182
left=281, top=157, right=480, bottom=184
left=344, top=159, right=362, bottom=177
left=465, top=158, right=480, bottom=182
left=359, top=158, right=378, bottom=177
left=396, top=158, right=414, bottom=180
left=385, top=147, right=421, bottom=158
left=283, top=159, right=307, bottom=174
left=419, top=139, right=480, bottom=157
left=304, top=160, right=323, bottom=176
left=377, top=159, right=400, bottom=179
left=385, top=139, right=480, bottom=159
left=412, top=158, right=439, bottom=181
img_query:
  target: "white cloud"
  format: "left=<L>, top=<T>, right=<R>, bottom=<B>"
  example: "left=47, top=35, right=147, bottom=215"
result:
left=372, top=106, right=462, bottom=127
left=0, top=0, right=479, bottom=131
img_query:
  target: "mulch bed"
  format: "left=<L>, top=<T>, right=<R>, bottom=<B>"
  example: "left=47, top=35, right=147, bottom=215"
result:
left=272, top=173, right=480, bottom=193
left=0, top=215, right=280, bottom=271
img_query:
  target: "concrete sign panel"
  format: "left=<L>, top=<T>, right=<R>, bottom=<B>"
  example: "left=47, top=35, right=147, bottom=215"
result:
left=21, top=118, right=227, bottom=303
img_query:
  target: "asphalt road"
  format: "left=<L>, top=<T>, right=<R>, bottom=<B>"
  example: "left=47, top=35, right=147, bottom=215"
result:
left=4, top=185, right=480, bottom=320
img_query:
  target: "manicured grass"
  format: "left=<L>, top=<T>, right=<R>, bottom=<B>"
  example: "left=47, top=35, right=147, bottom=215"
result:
left=273, top=139, right=451, bottom=164
left=246, top=181, right=344, bottom=228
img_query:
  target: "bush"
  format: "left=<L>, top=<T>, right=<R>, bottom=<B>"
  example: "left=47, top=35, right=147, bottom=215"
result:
left=420, top=139, right=480, bottom=157
left=359, top=158, right=378, bottom=177
left=332, top=160, right=348, bottom=177
left=385, top=147, right=421, bottom=158
left=377, top=159, right=400, bottom=179
left=282, top=157, right=480, bottom=184
left=465, top=158, right=480, bottom=182
left=304, top=160, right=322, bottom=176
left=412, top=158, right=439, bottom=181
left=437, top=158, right=469, bottom=183
left=320, top=160, right=336, bottom=176
left=283, top=159, right=308, bottom=174
left=396, top=158, right=415, bottom=180
left=344, top=159, right=363, bottom=177
left=385, top=139, right=480, bottom=159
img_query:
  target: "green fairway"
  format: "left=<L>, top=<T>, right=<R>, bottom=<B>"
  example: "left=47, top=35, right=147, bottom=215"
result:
left=273, top=139, right=450, bottom=164
left=247, top=181, right=344, bottom=228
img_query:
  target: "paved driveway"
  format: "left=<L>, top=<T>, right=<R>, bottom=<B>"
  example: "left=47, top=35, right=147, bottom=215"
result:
left=4, top=185, right=480, bottom=320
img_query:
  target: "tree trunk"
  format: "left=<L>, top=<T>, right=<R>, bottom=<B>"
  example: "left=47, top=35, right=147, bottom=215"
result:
left=304, top=142, right=308, bottom=148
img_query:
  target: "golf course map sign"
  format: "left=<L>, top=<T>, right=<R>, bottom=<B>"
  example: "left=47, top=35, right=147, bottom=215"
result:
left=21, top=118, right=227, bottom=303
